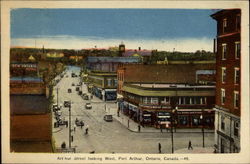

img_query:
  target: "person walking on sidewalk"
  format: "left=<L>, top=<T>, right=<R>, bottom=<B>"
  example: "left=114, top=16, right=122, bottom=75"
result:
left=138, top=125, right=141, bottom=132
left=85, top=125, right=89, bottom=135
left=74, top=124, right=76, bottom=132
left=158, top=143, right=162, bottom=153
left=188, top=140, right=193, bottom=150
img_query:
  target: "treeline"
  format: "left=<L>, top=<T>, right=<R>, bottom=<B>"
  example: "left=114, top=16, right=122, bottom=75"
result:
left=10, top=48, right=215, bottom=65
left=150, top=50, right=215, bottom=63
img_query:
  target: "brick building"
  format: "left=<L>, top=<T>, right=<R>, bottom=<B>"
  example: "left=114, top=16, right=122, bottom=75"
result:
left=117, top=63, right=216, bottom=128
left=211, top=9, right=241, bottom=153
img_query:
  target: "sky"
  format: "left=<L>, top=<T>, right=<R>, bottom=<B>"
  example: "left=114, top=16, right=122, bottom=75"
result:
left=11, top=9, right=217, bottom=52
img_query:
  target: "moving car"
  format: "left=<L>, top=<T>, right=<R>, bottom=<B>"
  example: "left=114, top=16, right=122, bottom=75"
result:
left=83, top=95, right=89, bottom=100
left=104, top=115, right=113, bottom=122
left=85, top=103, right=92, bottom=109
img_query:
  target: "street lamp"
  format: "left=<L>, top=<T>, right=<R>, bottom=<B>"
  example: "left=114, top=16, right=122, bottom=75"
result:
left=200, top=112, right=205, bottom=148
left=64, top=101, right=72, bottom=149
left=171, top=107, right=177, bottom=154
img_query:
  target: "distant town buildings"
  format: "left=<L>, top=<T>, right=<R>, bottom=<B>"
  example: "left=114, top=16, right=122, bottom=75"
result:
left=211, top=9, right=241, bottom=153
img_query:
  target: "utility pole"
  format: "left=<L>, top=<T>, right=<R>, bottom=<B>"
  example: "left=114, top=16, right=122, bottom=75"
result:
left=69, top=101, right=72, bottom=148
left=57, top=88, right=59, bottom=106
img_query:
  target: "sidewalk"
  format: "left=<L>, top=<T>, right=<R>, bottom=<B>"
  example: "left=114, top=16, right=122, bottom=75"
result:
left=175, top=147, right=214, bottom=153
left=113, top=110, right=214, bottom=134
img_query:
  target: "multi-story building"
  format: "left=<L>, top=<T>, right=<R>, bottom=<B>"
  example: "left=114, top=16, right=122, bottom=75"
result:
left=117, top=64, right=216, bottom=128
left=10, top=60, right=53, bottom=152
left=85, top=56, right=141, bottom=101
left=211, top=9, right=241, bottom=153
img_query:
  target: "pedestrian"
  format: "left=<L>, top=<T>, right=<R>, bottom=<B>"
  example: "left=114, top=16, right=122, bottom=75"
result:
left=74, top=124, right=76, bottom=132
left=138, top=125, right=141, bottom=132
left=80, top=121, right=83, bottom=129
left=158, top=143, right=162, bottom=153
left=61, top=142, right=66, bottom=149
left=66, top=121, right=68, bottom=128
left=188, top=140, right=193, bottom=150
left=85, top=125, right=89, bottom=135
left=160, top=125, right=163, bottom=133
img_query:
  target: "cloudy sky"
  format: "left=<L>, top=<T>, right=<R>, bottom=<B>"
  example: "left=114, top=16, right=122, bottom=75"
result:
left=11, top=9, right=217, bottom=52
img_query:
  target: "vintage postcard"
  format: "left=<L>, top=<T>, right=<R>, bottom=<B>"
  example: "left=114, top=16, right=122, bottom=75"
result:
left=1, top=0, right=249, bottom=163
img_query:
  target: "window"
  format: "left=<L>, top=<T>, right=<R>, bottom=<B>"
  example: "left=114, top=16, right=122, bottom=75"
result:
left=179, top=97, right=185, bottom=104
left=222, top=67, right=226, bottom=83
left=234, top=91, right=239, bottom=108
left=221, top=89, right=226, bottom=105
left=234, top=121, right=239, bottom=137
left=151, top=97, right=158, bottom=104
left=236, top=14, right=241, bottom=31
left=107, top=79, right=112, bottom=86
left=235, top=42, right=240, bottom=59
left=143, top=97, right=151, bottom=104
left=222, top=44, right=227, bottom=60
left=223, top=18, right=227, bottom=33
left=221, top=116, right=225, bottom=130
left=234, top=68, right=240, bottom=84
left=161, top=96, right=170, bottom=104
left=114, top=79, right=117, bottom=87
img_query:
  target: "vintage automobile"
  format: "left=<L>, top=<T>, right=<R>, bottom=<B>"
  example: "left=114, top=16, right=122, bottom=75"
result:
left=68, top=89, right=72, bottom=93
left=75, top=119, right=84, bottom=127
left=83, top=95, right=89, bottom=100
left=76, top=87, right=80, bottom=91
left=104, top=114, right=113, bottom=122
left=78, top=91, right=82, bottom=95
left=54, top=119, right=68, bottom=127
left=85, top=102, right=92, bottom=109
left=52, top=104, right=61, bottom=112
left=72, top=83, right=75, bottom=86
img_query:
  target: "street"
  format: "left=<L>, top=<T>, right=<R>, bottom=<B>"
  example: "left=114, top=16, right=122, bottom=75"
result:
left=52, top=66, right=215, bottom=154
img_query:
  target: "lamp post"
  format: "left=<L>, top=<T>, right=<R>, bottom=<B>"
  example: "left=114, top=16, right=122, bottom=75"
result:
left=200, top=113, right=205, bottom=148
left=171, top=107, right=177, bottom=154
left=56, top=88, right=59, bottom=106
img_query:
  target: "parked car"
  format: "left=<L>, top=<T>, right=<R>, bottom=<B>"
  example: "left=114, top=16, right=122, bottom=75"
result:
left=75, top=119, right=84, bottom=127
left=68, top=89, right=72, bottom=93
left=54, top=119, right=68, bottom=127
left=78, top=91, right=82, bottom=95
left=83, top=95, right=89, bottom=100
left=76, top=87, right=80, bottom=91
left=52, top=104, right=60, bottom=112
left=72, top=83, right=75, bottom=86
left=104, top=115, right=113, bottom=122
left=85, top=103, right=92, bottom=109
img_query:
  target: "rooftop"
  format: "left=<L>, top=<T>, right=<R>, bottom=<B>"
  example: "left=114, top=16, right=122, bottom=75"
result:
left=131, top=83, right=215, bottom=89
left=86, top=56, right=141, bottom=63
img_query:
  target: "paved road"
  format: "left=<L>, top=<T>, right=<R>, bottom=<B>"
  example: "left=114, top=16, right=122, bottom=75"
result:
left=52, top=66, right=215, bottom=154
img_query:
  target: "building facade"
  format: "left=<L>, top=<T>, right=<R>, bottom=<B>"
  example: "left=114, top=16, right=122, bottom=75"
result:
left=120, top=83, right=215, bottom=129
left=117, top=64, right=216, bottom=128
left=85, top=56, right=141, bottom=101
left=211, top=9, right=241, bottom=153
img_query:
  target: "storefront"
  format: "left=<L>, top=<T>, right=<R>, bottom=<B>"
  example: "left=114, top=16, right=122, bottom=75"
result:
left=104, top=89, right=117, bottom=101
left=156, top=112, right=171, bottom=128
left=141, top=111, right=153, bottom=126
left=93, top=87, right=102, bottom=99
left=176, top=109, right=214, bottom=128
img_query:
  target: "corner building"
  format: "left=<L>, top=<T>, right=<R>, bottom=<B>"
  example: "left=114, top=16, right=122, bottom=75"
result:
left=211, top=9, right=241, bottom=153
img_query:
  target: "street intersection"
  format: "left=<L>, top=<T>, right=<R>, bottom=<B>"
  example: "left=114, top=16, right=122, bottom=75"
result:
left=52, top=66, right=215, bottom=154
